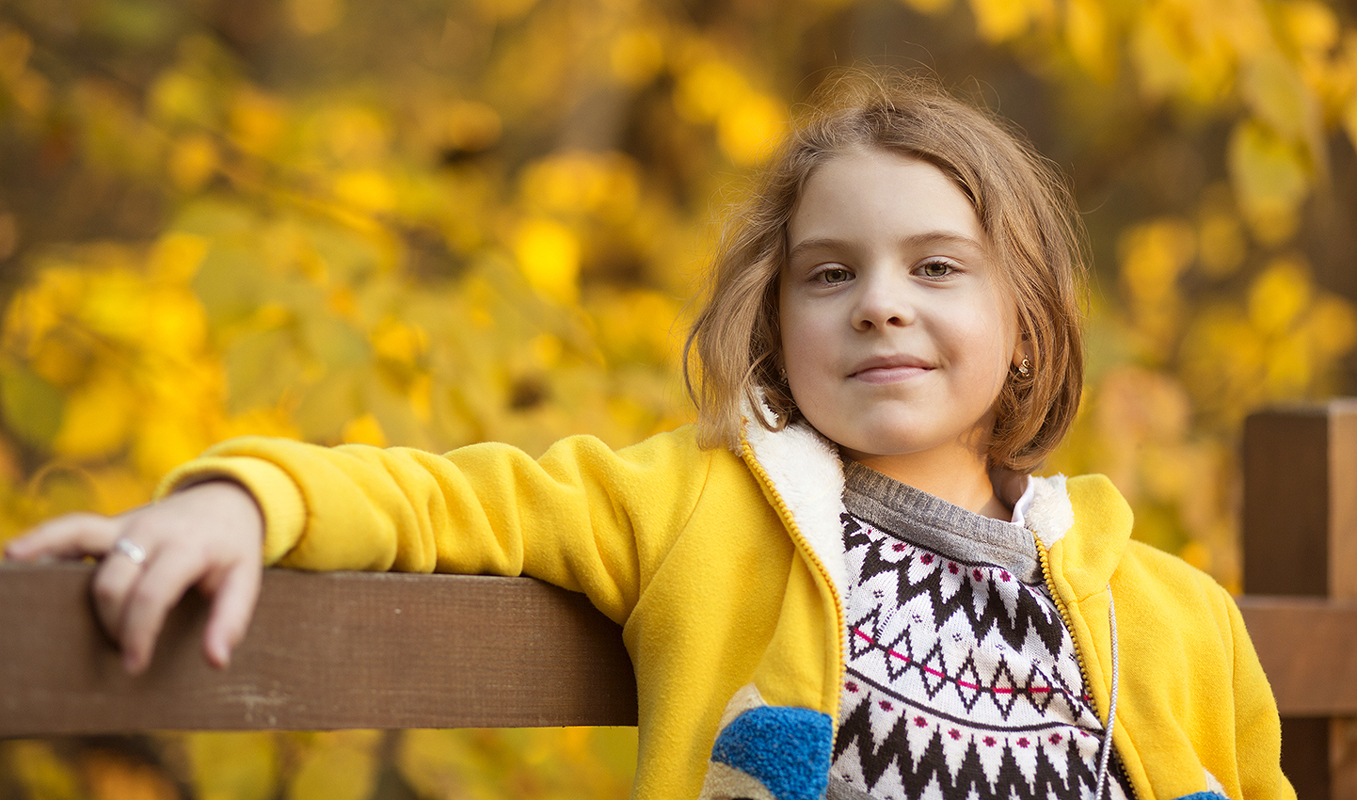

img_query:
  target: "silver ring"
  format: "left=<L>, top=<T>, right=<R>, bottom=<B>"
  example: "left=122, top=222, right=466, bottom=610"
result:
left=111, top=538, right=148, bottom=566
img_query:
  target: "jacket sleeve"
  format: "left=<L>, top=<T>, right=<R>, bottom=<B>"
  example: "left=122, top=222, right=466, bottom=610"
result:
left=1222, top=586, right=1296, bottom=800
left=155, top=428, right=717, bottom=625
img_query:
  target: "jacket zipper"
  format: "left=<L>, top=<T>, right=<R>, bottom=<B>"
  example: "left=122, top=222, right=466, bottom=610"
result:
left=1033, top=532, right=1140, bottom=800
left=740, top=440, right=848, bottom=725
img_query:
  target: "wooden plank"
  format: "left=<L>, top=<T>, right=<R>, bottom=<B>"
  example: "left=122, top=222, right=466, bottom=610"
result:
left=1237, top=597, right=1357, bottom=717
left=1243, top=405, right=1332, bottom=597
left=1328, top=405, right=1357, bottom=600
left=0, top=564, right=638, bottom=737
left=1243, top=401, right=1357, bottom=800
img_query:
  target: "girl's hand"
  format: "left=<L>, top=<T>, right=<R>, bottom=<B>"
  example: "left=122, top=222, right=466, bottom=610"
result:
left=3, top=481, right=264, bottom=675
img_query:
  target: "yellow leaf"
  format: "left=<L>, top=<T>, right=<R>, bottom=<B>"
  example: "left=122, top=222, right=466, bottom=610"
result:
left=1066, top=0, right=1114, bottom=80
left=230, top=88, right=287, bottom=155
left=718, top=93, right=786, bottom=166
left=286, top=732, right=380, bottom=800
left=149, top=231, right=210, bottom=284
left=1117, top=218, right=1196, bottom=304
left=1247, top=256, right=1312, bottom=335
left=1239, top=52, right=1315, bottom=144
left=334, top=169, right=398, bottom=213
left=325, top=106, right=389, bottom=165
left=372, top=317, right=428, bottom=364
left=185, top=732, right=279, bottom=800
left=2, top=741, right=81, bottom=800
left=54, top=372, right=136, bottom=458
left=1282, top=0, right=1339, bottom=53
left=1302, top=295, right=1357, bottom=358
left=288, top=0, right=345, bottom=35
left=341, top=411, right=388, bottom=446
left=133, top=412, right=211, bottom=478
left=674, top=59, right=748, bottom=123
left=514, top=217, right=580, bottom=303
left=1129, top=2, right=1231, bottom=104
left=1227, top=120, right=1309, bottom=244
left=149, top=70, right=210, bottom=126
left=610, top=28, right=665, bottom=87
left=520, top=152, right=640, bottom=220
left=443, top=100, right=502, bottom=153
left=1196, top=204, right=1246, bottom=278
left=969, top=0, right=1034, bottom=43
left=168, top=133, right=219, bottom=192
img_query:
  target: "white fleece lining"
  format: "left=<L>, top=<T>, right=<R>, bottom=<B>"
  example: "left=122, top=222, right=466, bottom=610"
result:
left=740, top=416, right=849, bottom=601
left=1024, top=474, right=1075, bottom=546
left=738, top=413, right=1075, bottom=596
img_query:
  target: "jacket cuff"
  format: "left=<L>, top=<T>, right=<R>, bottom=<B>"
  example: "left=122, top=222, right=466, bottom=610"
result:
left=155, top=456, right=306, bottom=566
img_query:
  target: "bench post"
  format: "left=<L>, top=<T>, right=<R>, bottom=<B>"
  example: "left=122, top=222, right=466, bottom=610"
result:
left=1244, top=401, right=1357, bottom=800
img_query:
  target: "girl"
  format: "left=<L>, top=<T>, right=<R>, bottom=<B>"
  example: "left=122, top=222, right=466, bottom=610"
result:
left=6, top=71, right=1292, bottom=800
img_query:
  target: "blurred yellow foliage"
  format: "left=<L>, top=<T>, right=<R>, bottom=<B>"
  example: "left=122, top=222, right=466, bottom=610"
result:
left=2, top=741, right=82, bottom=800
left=2, top=0, right=1356, bottom=794
left=514, top=217, right=582, bottom=303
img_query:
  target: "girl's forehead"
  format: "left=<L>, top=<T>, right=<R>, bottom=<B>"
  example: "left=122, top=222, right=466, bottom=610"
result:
left=787, top=150, right=983, bottom=244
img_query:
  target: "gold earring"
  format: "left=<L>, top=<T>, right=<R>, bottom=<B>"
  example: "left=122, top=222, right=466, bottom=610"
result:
left=1017, top=357, right=1031, bottom=378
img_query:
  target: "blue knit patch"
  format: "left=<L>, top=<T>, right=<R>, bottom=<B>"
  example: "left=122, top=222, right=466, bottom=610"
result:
left=710, top=705, right=833, bottom=800
left=1174, top=793, right=1230, bottom=800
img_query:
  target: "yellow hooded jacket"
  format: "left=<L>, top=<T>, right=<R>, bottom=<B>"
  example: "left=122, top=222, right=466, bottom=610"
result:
left=161, top=419, right=1293, bottom=800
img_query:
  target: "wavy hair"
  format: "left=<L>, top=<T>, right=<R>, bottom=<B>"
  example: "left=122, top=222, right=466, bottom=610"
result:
left=683, top=69, right=1087, bottom=473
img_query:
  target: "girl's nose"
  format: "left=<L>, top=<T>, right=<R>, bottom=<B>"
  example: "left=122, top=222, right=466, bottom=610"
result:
left=852, top=275, right=916, bottom=331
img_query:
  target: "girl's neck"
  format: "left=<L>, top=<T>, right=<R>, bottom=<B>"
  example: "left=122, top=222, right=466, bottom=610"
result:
left=840, top=446, right=1012, bottom=521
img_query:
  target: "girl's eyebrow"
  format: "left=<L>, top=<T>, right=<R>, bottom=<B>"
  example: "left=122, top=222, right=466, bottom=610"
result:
left=786, top=231, right=986, bottom=263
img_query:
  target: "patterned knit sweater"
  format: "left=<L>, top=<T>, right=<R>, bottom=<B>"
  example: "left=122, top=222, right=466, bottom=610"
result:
left=827, top=462, right=1135, bottom=800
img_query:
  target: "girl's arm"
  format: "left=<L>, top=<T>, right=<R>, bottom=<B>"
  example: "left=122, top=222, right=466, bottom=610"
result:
left=5, top=427, right=712, bottom=673
left=3, top=480, right=264, bottom=675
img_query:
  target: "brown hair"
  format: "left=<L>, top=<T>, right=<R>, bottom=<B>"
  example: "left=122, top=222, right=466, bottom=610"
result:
left=683, top=69, right=1086, bottom=473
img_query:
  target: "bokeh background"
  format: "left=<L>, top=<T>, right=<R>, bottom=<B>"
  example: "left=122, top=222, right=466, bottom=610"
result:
left=1, top=0, right=1355, bottom=796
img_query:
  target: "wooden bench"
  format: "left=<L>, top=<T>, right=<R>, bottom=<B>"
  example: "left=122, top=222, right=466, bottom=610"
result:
left=4, top=402, right=1357, bottom=798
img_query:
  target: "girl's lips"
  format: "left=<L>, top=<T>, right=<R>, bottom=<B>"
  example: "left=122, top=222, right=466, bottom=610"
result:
left=850, top=363, right=932, bottom=384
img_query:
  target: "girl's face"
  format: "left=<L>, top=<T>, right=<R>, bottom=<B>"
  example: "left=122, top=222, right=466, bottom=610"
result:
left=779, top=148, right=1023, bottom=484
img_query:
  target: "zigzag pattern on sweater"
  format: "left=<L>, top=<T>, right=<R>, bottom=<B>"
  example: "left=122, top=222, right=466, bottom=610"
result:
left=831, top=510, right=1133, bottom=800
left=845, top=515, right=1068, bottom=657
left=832, top=694, right=1115, bottom=799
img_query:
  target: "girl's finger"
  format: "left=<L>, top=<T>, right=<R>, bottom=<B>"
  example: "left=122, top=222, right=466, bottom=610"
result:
left=116, top=546, right=204, bottom=675
left=90, top=548, right=148, bottom=642
left=202, top=560, right=262, bottom=669
left=4, top=513, right=122, bottom=561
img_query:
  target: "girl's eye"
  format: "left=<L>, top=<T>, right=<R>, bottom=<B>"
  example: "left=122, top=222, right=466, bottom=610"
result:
left=818, top=267, right=852, bottom=285
left=919, top=261, right=954, bottom=278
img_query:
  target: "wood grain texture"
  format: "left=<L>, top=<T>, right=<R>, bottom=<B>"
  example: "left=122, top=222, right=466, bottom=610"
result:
left=0, top=564, right=637, bottom=737
left=5, top=563, right=1357, bottom=736
left=1243, top=405, right=1332, bottom=597
left=1236, top=597, right=1357, bottom=716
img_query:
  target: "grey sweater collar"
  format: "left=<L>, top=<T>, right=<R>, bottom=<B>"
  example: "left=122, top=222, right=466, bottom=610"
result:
left=841, top=460, right=1042, bottom=583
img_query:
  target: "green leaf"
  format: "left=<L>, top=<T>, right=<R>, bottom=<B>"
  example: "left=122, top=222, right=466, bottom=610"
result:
left=0, top=362, right=64, bottom=447
left=225, top=327, right=304, bottom=413
left=293, top=367, right=362, bottom=442
left=301, top=314, right=371, bottom=368
left=193, top=245, right=265, bottom=326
